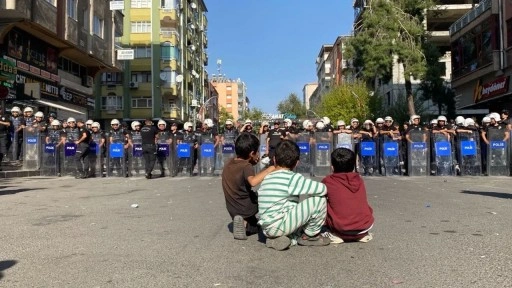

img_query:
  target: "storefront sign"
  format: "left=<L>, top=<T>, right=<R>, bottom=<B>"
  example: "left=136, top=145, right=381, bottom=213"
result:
left=473, top=76, right=510, bottom=103
left=16, top=72, right=59, bottom=99
left=6, top=28, right=58, bottom=73
left=6, top=55, right=60, bottom=82
left=0, top=58, right=16, bottom=81
left=59, top=86, right=89, bottom=108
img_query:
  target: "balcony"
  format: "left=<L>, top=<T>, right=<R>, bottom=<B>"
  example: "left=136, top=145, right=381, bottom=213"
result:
left=160, top=28, right=179, bottom=44
left=160, top=8, right=179, bottom=22
left=450, top=0, right=492, bottom=35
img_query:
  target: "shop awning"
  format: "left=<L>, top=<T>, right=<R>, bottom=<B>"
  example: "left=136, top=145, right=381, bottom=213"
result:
left=34, top=99, right=85, bottom=115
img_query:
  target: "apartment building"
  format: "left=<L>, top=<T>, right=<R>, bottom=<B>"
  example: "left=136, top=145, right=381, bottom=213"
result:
left=309, top=44, right=333, bottom=108
left=99, top=0, right=208, bottom=122
left=353, top=0, right=474, bottom=114
left=0, top=0, right=122, bottom=119
left=450, top=0, right=512, bottom=113
left=210, top=74, right=249, bottom=121
left=302, top=83, right=318, bottom=110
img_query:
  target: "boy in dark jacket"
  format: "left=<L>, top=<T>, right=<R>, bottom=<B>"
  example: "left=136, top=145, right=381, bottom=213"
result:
left=321, top=148, right=374, bottom=243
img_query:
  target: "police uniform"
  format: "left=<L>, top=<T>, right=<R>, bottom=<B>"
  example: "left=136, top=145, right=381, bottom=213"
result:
left=0, top=115, right=11, bottom=168
left=140, top=122, right=158, bottom=178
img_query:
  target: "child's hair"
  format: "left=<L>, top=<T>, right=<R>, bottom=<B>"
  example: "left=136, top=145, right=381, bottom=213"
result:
left=235, top=133, right=260, bottom=159
left=331, top=148, right=356, bottom=173
left=274, top=140, right=300, bottom=169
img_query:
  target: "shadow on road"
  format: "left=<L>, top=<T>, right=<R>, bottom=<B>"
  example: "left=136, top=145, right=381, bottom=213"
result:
left=0, top=260, right=17, bottom=280
left=0, top=187, right=41, bottom=196
left=461, top=190, right=512, bottom=199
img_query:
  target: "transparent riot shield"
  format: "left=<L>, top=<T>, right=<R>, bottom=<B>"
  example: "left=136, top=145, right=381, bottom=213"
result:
left=129, top=135, right=144, bottom=177
left=254, top=134, right=268, bottom=174
left=382, top=138, right=401, bottom=176
left=88, top=134, right=103, bottom=178
left=432, top=133, right=454, bottom=176
left=407, top=130, right=429, bottom=176
left=457, top=131, right=481, bottom=176
left=155, top=134, right=172, bottom=177
left=61, top=139, right=77, bottom=176
left=176, top=142, right=194, bottom=176
left=22, top=127, right=41, bottom=171
left=312, top=132, right=333, bottom=177
left=360, top=140, right=377, bottom=176
left=295, top=133, right=312, bottom=176
left=11, top=131, right=20, bottom=162
left=41, top=142, right=60, bottom=176
left=199, top=135, right=216, bottom=176
left=107, top=141, right=126, bottom=177
left=487, top=128, right=509, bottom=176
left=219, top=139, right=236, bottom=173
left=335, top=132, right=353, bottom=150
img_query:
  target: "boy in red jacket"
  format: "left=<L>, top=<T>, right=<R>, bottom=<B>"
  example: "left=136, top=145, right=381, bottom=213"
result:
left=321, top=148, right=374, bottom=243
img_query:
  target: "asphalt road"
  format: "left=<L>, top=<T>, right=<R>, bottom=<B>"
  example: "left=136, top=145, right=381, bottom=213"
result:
left=0, top=175, right=511, bottom=288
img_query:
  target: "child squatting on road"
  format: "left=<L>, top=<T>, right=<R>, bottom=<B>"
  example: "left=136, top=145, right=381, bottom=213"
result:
left=321, top=148, right=374, bottom=243
left=222, top=133, right=275, bottom=240
left=258, top=140, right=330, bottom=250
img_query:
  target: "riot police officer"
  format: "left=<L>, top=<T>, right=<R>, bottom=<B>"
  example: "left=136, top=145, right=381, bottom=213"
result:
left=89, top=122, right=106, bottom=177
left=169, top=122, right=183, bottom=177
left=44, top=120, right=62, bottom=176
left=140, top=118, right=158, bottom=179
left=108, top=119, right=128, bottom=176
left=74, top=120, right=91, bottom=179
left=156, top=119, right=172, bottom=177
left=9, top=106, right=24, bottom=163
left=0, top=111, right=11, bottom=170
left=266, top=121, right=286, bottom=164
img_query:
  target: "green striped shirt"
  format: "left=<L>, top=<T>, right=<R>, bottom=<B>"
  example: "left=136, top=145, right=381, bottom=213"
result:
left=257, top=170, right=326, bottom=227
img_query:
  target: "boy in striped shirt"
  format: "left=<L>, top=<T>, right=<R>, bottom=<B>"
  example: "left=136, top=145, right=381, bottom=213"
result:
left=258, top=140, right=330, bottom=250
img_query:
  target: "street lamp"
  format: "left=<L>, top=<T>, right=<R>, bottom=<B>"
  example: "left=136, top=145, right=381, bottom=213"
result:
left=191, top=99, right=199, bottom=129
left=307, top=109, right=321, bottom=119
left=201, top=95, right=218, bottom=121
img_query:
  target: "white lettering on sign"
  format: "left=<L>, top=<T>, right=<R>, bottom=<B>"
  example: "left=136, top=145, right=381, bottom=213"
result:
left=60, top=86, right=73, bottom=101
left=439, top=147, right=448, bottom=151
left=66, top=146, right=75, bottom=150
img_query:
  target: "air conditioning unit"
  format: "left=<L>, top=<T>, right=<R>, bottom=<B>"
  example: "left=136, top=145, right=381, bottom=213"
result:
left=129, top=81, right=139, bottom=89
left=86, top=76, right=94, bottom=87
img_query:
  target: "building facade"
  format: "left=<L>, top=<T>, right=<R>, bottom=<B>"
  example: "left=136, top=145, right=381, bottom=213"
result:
left=302, top=83, right=318, bottom=110
left=99, top=0, right=208, bottom=123
left=0, top=0, right=122, bottom=119
left=450, top=0, right=512, bottom=114
left=309, top=44, right=333, bottom=108
left=210, top=74, right=249, bottom=121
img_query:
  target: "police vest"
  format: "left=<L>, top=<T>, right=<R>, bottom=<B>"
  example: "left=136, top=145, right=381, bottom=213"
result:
left=110, top=129, right=124, bottom=143
left=65, top=128, right=80, bottom=141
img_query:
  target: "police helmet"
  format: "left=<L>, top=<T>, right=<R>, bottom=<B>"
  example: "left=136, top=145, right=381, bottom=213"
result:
left=375, top=118, right=384, bottom=124
left=322, top=116, right=331, bottom=125
left=111, top=119, right=120, bottom=125
left=482, top=117, right=491, bottom=123
left=24, top=107, right=33, bottom=113
left=67, top=117, right=76, bottom=123
left=49, top=112, right=57, bottom=118
left=204, top=118, right=214, bottom=128
left=316, top=121, right=325, bottom=130
left=225, top=119, right=233, bottom=125
left=50, top=120, right=60, bottom=126
left=261, top=121, right=269, bottom=127
left=284, top=118, right=292, bottom=125
left=490, top=112, right=501, bottom=121
left=410, top=115, right=420, bottom=122
left=11, top=106, right=21, bottom=113
left=34, top=111, right=44, bottom=118
left=244, top=119, right=252, bottom=124
left=455, top=116, right=465, bottom=125
left=184, top=122, right=193, bottom=129
left=430, top=119, right=438, bottom=125
left=337, top=120, right=346, bottom=126
left=464, top=118, right=475, bottom=127
left=437, top=115, right=447, bottom=122
left=91, top=122, right=101, bottom=129
left=85, top=119, right=94, bottom=125
left=131, top=121, right=141, bottom=130
left=384, top=116, right=393, bottom=122
left=364, top=120, right=374, bottom=125
left=302, top=120, right=311, bottom=129
left=350, top=118, right=359, bottom=124
left=158, top=119, right=167, bottom=127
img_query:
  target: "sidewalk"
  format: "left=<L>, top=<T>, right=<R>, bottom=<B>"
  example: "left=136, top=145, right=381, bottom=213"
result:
left=0, top=160, right=40, bottom=178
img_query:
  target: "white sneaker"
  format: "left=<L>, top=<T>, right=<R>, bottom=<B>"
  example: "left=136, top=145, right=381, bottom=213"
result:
left=358, top=233, right=373, bottom=243
left=321, top=231, right=344, bottom=244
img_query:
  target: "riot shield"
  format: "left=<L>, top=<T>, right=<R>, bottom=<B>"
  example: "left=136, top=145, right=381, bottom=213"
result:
left=295, top=133, right=312, bottom=176
left=382, top=138, right=401, bottom=176
left=61, top=139, right=77, bottom=176
left=11, top=132, right=20, bottom=162
left=312, top=132, right=333, bottom=177
left=487, top=128, right=509, bottom=176
left=88, top=134, right=104, bottom=178
left=254, top=134, right=267, bottom=174
left=22, top=127, right=41, bottom=171
left=432, top=133, right=454, bottom=176
left=360, top=139, right=377, bottom=176
left=457, top=131, right=481, bottom=176
left=155, top=133, right=172, bottom=177
left=199, top=135, right=216, bottom=176
left=107, top=140, right=126, bottom=177
left=407, top=130, right=429, bottom=176
left=41, top=142, right=60, bottom=176
left=176, top=141, right=194, bottom=176
left=129, top=134, right=144, bottom=177
left=335, top=132, right=353, bottom=150
left=219, top=139, right=236, bottom=174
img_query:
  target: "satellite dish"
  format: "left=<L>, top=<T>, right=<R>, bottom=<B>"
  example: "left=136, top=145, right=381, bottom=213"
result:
left=176, top=74, right=183, bottom=83
left=159, top=72, right=167, bottom=81
left=190, top=3, right=197, bottom=9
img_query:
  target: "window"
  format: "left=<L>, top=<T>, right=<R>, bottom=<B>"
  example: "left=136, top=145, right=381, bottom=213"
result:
left=131, top=21, right=152, bottom=33
left=226, top=95, right=232, bottom=99
left=58, top=57, right=87, bottom=77
left=131, top=72, right=152, bottom=83
left=134, top=47, right=152, bottom=58
left=102, top=94, right=123, bottom=110
left=46, top=0, right=56, bottom=6
left=67, top=0, right=77, bottom=20
left=161, top=0, right=177, bottom=9
left=131, top=0, right=151, bottom=8
left=93, top=15, right=104, bottom=38
left=161, top=42, right=180, bottom=60
left=101, top=73, right=123, bottom=84
left=226, top=86, right=232, bottom=90
left=132, top=97, right=152, bottom=108
left=507, top=19, right=512, bottom=47
left=226, top=103, right=232, bottom=108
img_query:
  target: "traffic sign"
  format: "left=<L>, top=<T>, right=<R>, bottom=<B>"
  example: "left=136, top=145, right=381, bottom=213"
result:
left=0, top=86, right=9, bottom=99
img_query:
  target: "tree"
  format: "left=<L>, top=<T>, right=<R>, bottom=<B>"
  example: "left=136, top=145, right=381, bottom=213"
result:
left=244, top=107, right=264, bottom=123
left=381, top=92, right=428, bottom=125
left=345, top=0, right=436, bottom=116
left=277, top=93, right=306, bottom=118
left=218, top=106, right=234, bottom=125
left=316, top=82, right=371, bottom=122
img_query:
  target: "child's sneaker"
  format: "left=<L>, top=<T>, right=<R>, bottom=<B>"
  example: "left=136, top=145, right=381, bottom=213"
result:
left=358, top=233, right=373, bottom=243
left=233, top=215, right=247, bottom=240
left=321, top=231, right=344, bottom=244
left=265, top=236, right=291, bottom=251
left=297, top=233, right=330, bottom=246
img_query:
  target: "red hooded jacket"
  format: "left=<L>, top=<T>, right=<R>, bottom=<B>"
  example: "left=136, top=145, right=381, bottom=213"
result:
left=322, top=172, right=374, bottom=235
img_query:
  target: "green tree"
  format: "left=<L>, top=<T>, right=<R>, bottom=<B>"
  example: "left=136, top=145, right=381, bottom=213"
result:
left=345, top=0, right=436, bottom=116
left=381, top=92, right=428, bottom=125
left=277, top=93, right=306, bottom=118
left=244, top=107, right=264, bottom=123
left=316, top=82, right=371, bottom=122
left=218, top=106, right=233, bottom=125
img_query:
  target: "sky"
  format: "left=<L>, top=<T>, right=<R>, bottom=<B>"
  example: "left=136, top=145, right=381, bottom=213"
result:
left=206, top=1, right=354, bottom=114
